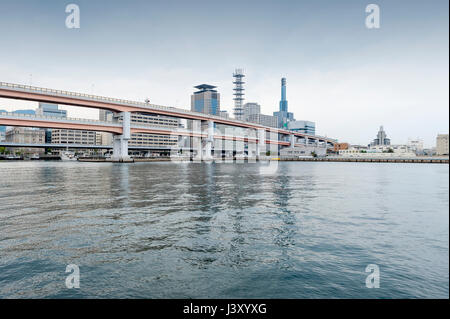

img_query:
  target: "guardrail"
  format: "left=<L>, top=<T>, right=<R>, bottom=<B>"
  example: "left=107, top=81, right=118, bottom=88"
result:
left=0, top=81, right=249, bottom=126
left=0, top=111, right=119, bottom=126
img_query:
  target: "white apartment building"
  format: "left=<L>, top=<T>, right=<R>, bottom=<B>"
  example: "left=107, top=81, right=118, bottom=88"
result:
left=339, top=144, right=416, bottom=157
left=51, top=129, right=101, bottom=145
left=408, top=138, right=424, bottom=153
left=436, top=134, right=449, bottom=155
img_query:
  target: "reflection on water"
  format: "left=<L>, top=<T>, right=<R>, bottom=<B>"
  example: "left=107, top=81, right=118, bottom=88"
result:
left=0, top=161, right=448, bottom=298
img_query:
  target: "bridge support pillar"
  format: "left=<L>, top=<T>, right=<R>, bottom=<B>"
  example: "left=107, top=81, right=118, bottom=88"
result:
left=202, top=120, right=214, bottom=160
left=112, top=111, right=131, bottom=162
left=290, top=134, right=295, bottom=148
left=191, top=120, right=202, bottom=161
left=256, top=129, right=265, bottom=158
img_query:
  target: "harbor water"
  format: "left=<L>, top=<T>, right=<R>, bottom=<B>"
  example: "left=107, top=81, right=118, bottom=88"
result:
left=0, top=161, right=448, bottom=298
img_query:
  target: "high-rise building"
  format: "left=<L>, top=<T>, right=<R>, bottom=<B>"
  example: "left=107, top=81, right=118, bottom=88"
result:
left=36, top=103, right=67, bottom=118
left=189, top=84, right=218, bottom=148
left=273, top=77, right=295, bottom=128
left=233, top=69, right=245, bottom=120
left=220, top=110, right=229, bottom=119
left=191, top=84, right=220, bottom=116
left=243, top=102, right=261, bottom=120
left=436, top=134, right=449, bottom=155
left=288, top=120, right=316, bottom=135
left=370, top=126, right=391, bottom=146
left=242, top=102, right=278, bottom=128
left=247, top=113, right=279, bottom=128
left=279, top=77, right=288, bottom=112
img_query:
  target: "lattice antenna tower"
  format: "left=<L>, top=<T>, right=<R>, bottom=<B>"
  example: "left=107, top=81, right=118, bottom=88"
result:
left=233, top=69, right=245, bottom=120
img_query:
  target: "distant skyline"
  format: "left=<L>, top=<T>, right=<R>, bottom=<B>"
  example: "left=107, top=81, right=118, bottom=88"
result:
left=0, top=0, right=448, bottom=147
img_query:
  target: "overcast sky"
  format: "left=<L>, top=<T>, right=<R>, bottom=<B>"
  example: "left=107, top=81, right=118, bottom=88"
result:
left=0, top=0, right=448, bottom=147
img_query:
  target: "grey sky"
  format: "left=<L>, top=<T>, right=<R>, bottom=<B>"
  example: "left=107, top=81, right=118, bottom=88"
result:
left=0, top=0, right=448, bottom=147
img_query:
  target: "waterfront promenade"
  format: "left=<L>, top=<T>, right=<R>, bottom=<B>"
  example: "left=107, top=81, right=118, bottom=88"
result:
left=283, top=156, right=449, bottom=164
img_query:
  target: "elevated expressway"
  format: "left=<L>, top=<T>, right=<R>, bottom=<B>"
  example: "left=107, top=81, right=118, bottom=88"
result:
left=0, top=82, right=336, bottom=161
